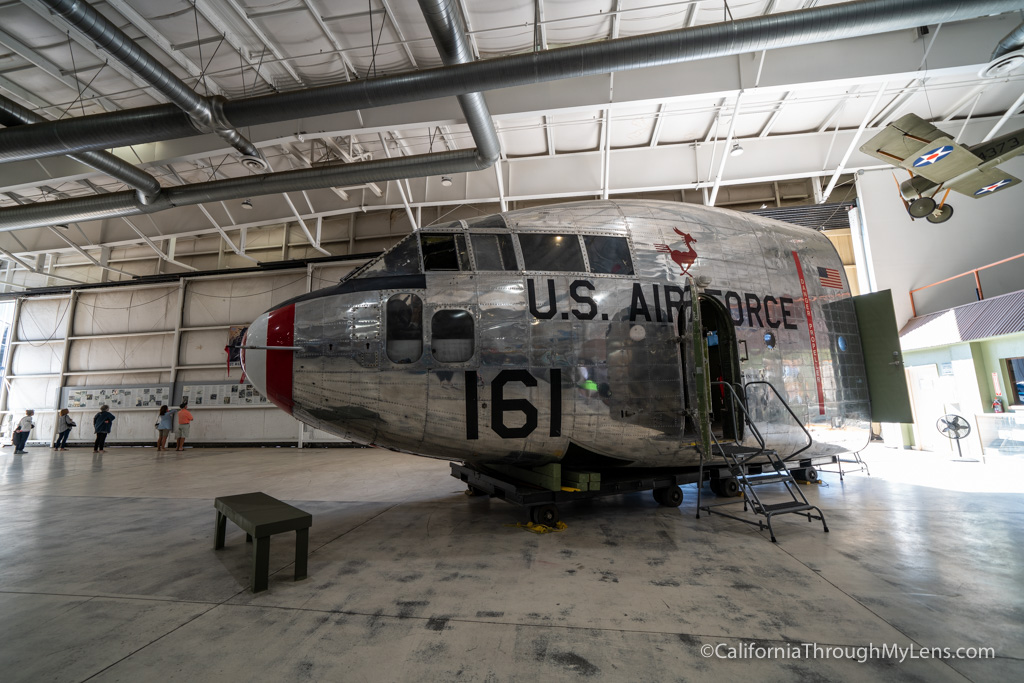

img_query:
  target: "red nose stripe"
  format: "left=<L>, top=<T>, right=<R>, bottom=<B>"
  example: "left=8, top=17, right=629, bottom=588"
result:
left=266, top=304, right=295, bottom=414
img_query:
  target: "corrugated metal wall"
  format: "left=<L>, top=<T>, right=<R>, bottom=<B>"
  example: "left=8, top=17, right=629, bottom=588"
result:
left=0, top=265, right=361, bottom=446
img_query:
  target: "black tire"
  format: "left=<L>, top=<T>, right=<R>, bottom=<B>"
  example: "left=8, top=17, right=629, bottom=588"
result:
left=709, top=479, right=723, bottom=497
left=791, top=467, right=816, bottom=481
left=530, top=504, right=559, bottom=525
left=926, top=204, right=953, bottom=223
left=656, top=486, right=683, bottom=507
left=908, top=196, right=936, bottom=218
left=719, top=478, right=741, bottom=497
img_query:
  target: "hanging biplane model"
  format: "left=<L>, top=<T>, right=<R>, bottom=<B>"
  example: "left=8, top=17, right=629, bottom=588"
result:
left=859, top=113, right=1024, bottom=223
left=241, top=200, right=911, bottom=538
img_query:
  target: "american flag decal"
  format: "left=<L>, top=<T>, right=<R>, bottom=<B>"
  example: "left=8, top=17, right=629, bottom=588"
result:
left=818, top=267, right=843, bottom=289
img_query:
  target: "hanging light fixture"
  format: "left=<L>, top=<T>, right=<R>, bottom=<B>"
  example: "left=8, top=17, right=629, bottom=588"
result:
left=730, top=143, right=744, bottom=157
left=440, top=176, right=453, bottom=187
left=241, top=199, right=253, bottom=209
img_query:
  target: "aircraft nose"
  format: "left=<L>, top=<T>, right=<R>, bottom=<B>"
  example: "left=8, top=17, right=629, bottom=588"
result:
left=242, top=303, right=296, bottom=414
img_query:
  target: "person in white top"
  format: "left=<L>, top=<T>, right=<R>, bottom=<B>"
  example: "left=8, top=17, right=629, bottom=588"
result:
left=13, top=409, right=34, bottom=455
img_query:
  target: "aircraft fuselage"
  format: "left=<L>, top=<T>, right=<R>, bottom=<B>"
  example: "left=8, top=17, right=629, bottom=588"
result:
left=243, top=200, right=870, bottom=468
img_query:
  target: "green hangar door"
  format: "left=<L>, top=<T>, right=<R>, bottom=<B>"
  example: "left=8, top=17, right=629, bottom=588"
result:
left=852, top=289, right=914, bottom=424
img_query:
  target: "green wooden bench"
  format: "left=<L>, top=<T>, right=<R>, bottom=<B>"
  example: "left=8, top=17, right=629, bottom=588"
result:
left=214, top=492, right=312, bottom=592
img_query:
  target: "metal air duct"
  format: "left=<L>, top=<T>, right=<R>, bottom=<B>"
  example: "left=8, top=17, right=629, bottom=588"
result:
left=0, top=93, right=161, bottom=202
left=0, top=0, right=1016, bottom=165
left=418, top=0, right=500, bottom=167
left=36, top=0, right=264, bottom=168
left=0, top=151, right=481, bottom=232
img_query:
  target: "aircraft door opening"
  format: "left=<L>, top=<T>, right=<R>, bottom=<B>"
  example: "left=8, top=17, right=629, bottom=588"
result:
left=699, top=295, right=743, bottom=441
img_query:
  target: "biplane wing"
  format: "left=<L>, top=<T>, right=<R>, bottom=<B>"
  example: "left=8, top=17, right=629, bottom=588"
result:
left=859, top=113, right=948, bottom=167
left=948, top=167, right=1021, bottom=198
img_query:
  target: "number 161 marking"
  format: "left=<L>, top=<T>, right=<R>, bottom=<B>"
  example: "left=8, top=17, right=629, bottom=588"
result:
left=464, top=369, right=561, bottom=440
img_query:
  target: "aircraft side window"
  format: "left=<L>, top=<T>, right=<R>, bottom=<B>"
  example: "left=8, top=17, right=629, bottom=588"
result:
left=470, top=233, right=518, bottom=271
left=421, top=233, right=470, bottom=271
left=517, top=234, right=585, bottom=272
left=583, top=235, right=634, bottom=275
left=385, top=294, right=423, bottom=364
left=431, top=309, right=474, bottom=363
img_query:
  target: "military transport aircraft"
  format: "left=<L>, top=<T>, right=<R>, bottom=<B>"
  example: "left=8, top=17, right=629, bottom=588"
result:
left=240, top=200, right=909, bottom=526
left=859, top=113, right=1023, bottom=223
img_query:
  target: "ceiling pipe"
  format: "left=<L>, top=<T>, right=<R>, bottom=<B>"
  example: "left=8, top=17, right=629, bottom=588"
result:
left=35, top=0, right=265, bottom=170
left=417, top=0, right=500, bottom=168
left=0, top=92, right=161, bottom=203
left=991, top=19, right=1024, bottom=59
left=0, top=151, right=483, bottom=232
left=0, top=0, right=501, bottom=232
left=0, top=0, right=1016, bottom=166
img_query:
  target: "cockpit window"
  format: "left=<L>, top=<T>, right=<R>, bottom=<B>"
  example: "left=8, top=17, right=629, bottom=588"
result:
left=584, top=235, right=634, bottom=275
left=351, top=233, right=422, bottom=280
left=465, top=214, right=508, bottom=229
left=386, top=294, right=423, bottom=364
left=421, top=233, right=470, bottom=271
left=470, top=233, right=518, bottom=271
left=431, top=310, right=474, bottom=362
left=517, top=234, right=585, bottom=272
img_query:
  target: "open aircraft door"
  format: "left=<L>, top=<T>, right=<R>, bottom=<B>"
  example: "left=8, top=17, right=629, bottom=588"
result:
left=852, top=289, right=914, bottom=423
left=679, top=277, right=713, bottom=458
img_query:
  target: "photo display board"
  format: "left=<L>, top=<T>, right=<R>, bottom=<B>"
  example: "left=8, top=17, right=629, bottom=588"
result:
left=180, top=382, right=268, bottom=407
left=63, top=385, right=172, bottom=409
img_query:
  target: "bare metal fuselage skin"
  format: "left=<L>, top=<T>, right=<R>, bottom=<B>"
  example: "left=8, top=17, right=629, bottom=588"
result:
left=243, top=200, right=870, bottom=468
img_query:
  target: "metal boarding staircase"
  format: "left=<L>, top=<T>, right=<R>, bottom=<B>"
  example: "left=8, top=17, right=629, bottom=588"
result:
left=696, top=381, right=829, bottom=543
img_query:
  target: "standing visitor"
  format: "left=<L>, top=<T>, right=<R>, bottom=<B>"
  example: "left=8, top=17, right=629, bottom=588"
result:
left=54, top=408, right=75, bottom=451
left=175, top=402, right=193, bottom=451
left=13, top=409, right=34, bottom=454
left=93, top=405, right=115, bottom=453
left=155, top=405, right=177, bottom=451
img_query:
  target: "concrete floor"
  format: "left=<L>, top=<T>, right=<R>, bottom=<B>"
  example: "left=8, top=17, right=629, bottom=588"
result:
left=0, top=443, right=1021, bottom=682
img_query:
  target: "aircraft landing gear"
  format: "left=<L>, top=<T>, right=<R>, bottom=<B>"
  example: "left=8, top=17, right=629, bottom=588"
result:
left=529, top=504, right=559, bottom=525
left=907, top=196, right=936, bottom=217
left=926, top=203, right=954, bottom=224
left=653, top=486, right=683, bottom=507
left=709, top=477, right=741, bottom=497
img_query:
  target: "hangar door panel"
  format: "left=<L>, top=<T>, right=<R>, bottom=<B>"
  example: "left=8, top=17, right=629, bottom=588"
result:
left=852, top=290, right=913, bottom=423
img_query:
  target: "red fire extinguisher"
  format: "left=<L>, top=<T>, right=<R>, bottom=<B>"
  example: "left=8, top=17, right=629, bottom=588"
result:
left=993, top=397, right=1004, bottom=413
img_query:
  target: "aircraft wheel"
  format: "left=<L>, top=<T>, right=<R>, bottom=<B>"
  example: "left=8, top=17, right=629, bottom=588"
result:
left=530, top=504, right=559, bottom=525
left=718, top=478, right=741, bottom=497
left=908, top=197, right=936, bottom=218
left=927, top=204, right=954, bottom=224
left=655, top=486, right=683, bottom=507
left=709, top=479, right=723, bottom=496
left=791, top=467, right=816, bottom=482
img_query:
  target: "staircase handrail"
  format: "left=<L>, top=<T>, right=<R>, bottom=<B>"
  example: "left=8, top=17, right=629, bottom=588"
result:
left=743, top=380, right=813, bottom=461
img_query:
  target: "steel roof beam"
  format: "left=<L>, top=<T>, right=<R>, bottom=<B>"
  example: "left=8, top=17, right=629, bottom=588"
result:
left=4, top=0, right=1012, bottom=165
left=0, top=26, right=120, bottom=112
left=104, top=0, right=224, bottom=97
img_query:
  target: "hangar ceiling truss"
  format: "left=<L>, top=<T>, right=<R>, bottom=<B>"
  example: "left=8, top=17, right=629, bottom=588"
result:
left=0, top=0, right=1022, bottom=286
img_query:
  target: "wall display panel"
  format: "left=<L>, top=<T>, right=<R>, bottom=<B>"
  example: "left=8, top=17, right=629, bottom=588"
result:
left=179, top=381, right=269, bottom=407
left=74, top=287, right=178, bottom=337
left=62, top=385, right=172, bottom=410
